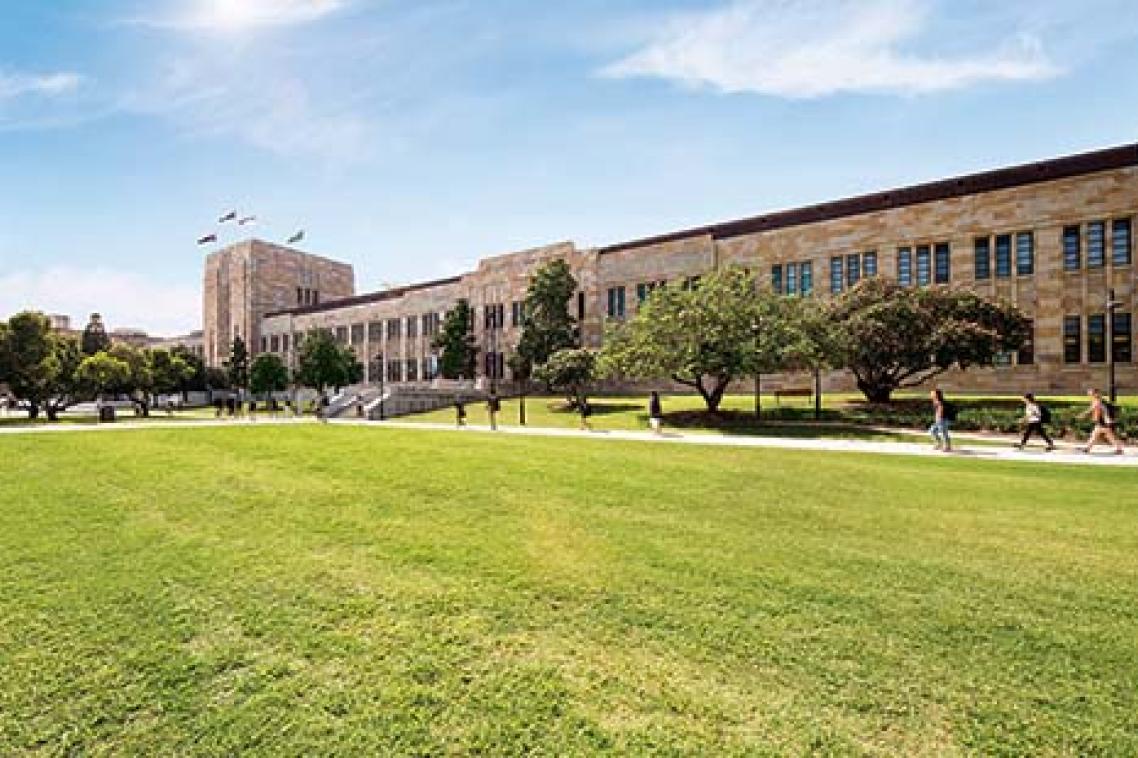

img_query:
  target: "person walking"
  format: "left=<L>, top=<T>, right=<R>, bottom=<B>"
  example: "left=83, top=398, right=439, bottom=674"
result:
left=578, top=396, right=593, bottom=431
left=455, top=399, right=467, bottom=428
left=928, top=389, right=953, bottom=453
left=648, top=391, right=663, bottom=436
left=318, top=395, right=330, bottom=423
left=1081, top=388, right=1124, bottom=455
left=487, top=392, right=500, bottom=431
left=1015, top=393, right=1055, bottom=451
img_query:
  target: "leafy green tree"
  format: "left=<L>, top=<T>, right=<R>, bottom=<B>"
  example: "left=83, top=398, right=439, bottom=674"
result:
left=148, top=349, right=194, bottom=397
left=77, top=352, right=131, bottom=400
left=0, top=313, right=87, bottom=420
left=250, top=353, right=290, bottom=397
left=295, top=329, right=359, bottom=393
left=225, top=335, right=250, bottom=391
left=205, top=367, right=231, bottom=391
left=433, top=299, right=478, bottom=380
left=516, top=259, right=578, bottom=378
left=340, top=345, right=364, bottom=387
left=170, top=346, right=208, bottom=395
left=80, top=313, right=111, bottom=356
left=533, top=348, right=597, bottom=406
left=829, top=278, right=1030, bottom=403
left=600, top=268, right=774, bottom=413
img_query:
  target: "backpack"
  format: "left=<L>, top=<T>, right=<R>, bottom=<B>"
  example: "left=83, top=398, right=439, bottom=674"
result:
left=1039, top=405, right=1052, bottom=424
left=1103, top=401, right=1118, bottom=424
left=942, top=401, right=958, bottom=422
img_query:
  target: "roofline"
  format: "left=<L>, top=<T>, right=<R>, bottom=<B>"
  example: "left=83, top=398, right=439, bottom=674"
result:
left=599, top=142, right=1138, bottom=255
left=206, top=238, right=354, bottom=270
left=264, top=275, right=464, bottom=319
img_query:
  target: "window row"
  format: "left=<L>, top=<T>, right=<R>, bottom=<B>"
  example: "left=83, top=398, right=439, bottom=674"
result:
left=383, top=357, right=440, bottom=383
left=771, top=261, right=814, bottom=296
left=830, top=251, right=879, bottom=293
left=1063, top=313, right=1133, bottom=364
left=1063, top=218, right=1132, bottom=271
left=295, top=287, right=320, bottom=306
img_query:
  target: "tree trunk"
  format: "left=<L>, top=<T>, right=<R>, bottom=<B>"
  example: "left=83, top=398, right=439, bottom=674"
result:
left=28, top=402, right=40, bottom=420
left=857, top=378, right=893, bottom=404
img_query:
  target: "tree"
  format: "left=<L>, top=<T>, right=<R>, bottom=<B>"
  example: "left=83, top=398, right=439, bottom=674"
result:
left=433, top=299, right=478, bottom=380
left=77, top=353, right=131, bottom=400
left=294, top=329, right=359, bottom=393
left=250, top=353, right=290, bottom=397
left=0, top=313, right=84, bottom=420
left=149, top=349, right=195, bottom=397
left=170, top=346, right=208, bottom=395
left=105, top=344, right=154, bottom=414
left=515, top=259, right=578, bottom=378
left=225, top=335, right=250, bottom=391
left=829, top=278, right=1030, bottom=403
left=533, top=348, right=597, bottom=406
left=205, top=367, right=231, bottom=391
left=599, top=268, right=774, bottom=413
left=80, top=313, right=111, bottom=356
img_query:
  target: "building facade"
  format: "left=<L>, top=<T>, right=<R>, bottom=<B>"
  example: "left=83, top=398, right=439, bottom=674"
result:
left=203, top=239, right=355, bottom=367
left=248, top=143, right=1137, bottom=395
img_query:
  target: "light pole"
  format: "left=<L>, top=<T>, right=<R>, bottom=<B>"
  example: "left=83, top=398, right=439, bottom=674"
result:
left=1107, top=288, right=1121, bottom=404
left=376, top=353, right=385, bottom=421
left=751, top=320, right=761, bottom=421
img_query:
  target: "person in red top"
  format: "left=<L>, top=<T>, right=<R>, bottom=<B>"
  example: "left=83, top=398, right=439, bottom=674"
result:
left=1081, top=388, right=1124, bottom=455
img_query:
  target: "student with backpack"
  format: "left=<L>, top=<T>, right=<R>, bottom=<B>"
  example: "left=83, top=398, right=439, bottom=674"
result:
left=1015, top=393, right=1055, bottom=451
left=578, top=396, right=593, bottom=431
left=1081, top=388, right=1124, bottom=455
left=648, top=391, right=663, bottom=436
left=486, top=392, right=500, bottom=431
left=455, top=400, right=467, bottom=428
left=928, top=389, right=953, bottom=453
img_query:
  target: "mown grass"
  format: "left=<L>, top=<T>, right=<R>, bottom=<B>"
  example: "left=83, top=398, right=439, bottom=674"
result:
left=1, top=425, right=1137, bottom=754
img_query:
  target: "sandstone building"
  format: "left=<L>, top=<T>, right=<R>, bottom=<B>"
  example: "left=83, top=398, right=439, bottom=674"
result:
left=230, top=143, right=1135, bottom=395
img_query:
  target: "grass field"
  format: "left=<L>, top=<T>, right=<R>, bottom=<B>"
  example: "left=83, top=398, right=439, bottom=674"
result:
left=2, top=426, right=1137, bottom=754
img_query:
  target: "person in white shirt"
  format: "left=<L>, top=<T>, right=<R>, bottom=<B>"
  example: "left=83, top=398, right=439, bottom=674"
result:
left=1015, top=393, right=1054, bottom=451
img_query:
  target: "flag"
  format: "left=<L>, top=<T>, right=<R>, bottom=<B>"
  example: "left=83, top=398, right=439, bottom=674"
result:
left=218, top=210, right=238, bottom=223
left=238, top=215, right=257, bottom=226
left=287, top=230, right=305, bottom=245
left=197, top=233, right=218, bottom=245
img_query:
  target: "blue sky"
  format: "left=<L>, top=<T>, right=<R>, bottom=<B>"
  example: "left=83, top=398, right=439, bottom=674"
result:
left=1, top=0, right=1136, bottom=334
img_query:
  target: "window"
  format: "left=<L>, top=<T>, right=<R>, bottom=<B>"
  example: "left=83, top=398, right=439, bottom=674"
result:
left=270, top=335, right=280, bottom=352
left=846, top=254, right=861, bottom=288
left=786, top=263, right=798, bottom=296
left=312, top=291, right=319, bottom=305
left=1063, top=226, right=1081, bottom=271
left=683, top=276, right=701, bottom=291
left=1088, top=314, right=1106, bottom=363
left=995, top=235, right=1012, bottom=278
left=897, top=247, right=913, bottom=287
left=368, top=321, right=383, bottom=343
left=1015, top=232, right=1034, bottom=276
left=1113, top=218, right=1132, bottom=266
left=930, top=243, right=949, bottom=284
left=511, top=301, right=523, bottom=328
left=974, top=237, right=991, bottom=280
left=260, top=336, right=268, bottom=353
left=577, top=292, right=585, bottom=320
left=281, top=334, right=290, bottom=352
left=423, top=356, right=439, bottom=382
left=636, top=280, right=665, bottom=303
left=386, top=318, right=401, bottom=341
left=1063, top=316, right=1081, bottom=364
left=484, top=351, right=505, bottom=380
left=994, top=351, right=1013, bottom=367
left=387, top=360, right=402, bottom=382
left=771, top=264, right=783, bottom=295
left=1114, top=312, right=1133, bottom=363
left=1088, top=221, right=1105, bottom=268
left=830, top=256, right=843, bottom=294
left=483, top=304, right=505, bottom=331
left=406, top=316, right=418, bottom=339
left=1017, top=320, right=1034, bottom=365
left=916, top=245, right=931, bottom=287
left=863, top=252, right=878, bottom=278
left=606, top=286, right=626, bottom=319
left=405, top=359, right=418, bottom=382
left=800, top=262, right=813, bottom=295
left=297, top=287, right=304, bottom=305
left=335, top=326, right=348, bottom=344
left=351, top=324, right=364, bottom=345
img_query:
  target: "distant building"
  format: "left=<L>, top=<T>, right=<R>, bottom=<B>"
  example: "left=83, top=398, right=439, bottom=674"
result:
left=150, top=330, right=205, bottom=360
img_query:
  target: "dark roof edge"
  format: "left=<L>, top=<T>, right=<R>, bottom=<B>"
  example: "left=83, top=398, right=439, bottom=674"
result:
left=599, top=142, right=1138, bottom=255
left=265, top=275, right=464, bottom=319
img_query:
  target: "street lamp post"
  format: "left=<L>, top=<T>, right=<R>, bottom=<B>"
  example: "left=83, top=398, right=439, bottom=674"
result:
left=1107, top=288, right=1121, bottom=404
left=377, top=353, right=385, bottom=421
left=751, top=321, right=761, bottom=421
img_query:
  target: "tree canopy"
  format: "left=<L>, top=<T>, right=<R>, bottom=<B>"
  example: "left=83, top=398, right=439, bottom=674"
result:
left=433, top=299, right=478, bottom=381
left=533, top=348, right=597, bottom=406
left=250, top=353, right=290, bottom=396
left=0, top=312, right=85, bottom=419
left=225, top=336, right=250, bottom=391
left=295, top=329, right=361, bottom=393
left=515, top=259, right=578, bottom=378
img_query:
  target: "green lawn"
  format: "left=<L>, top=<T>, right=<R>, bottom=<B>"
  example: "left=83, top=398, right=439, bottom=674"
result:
left=1, top=426, right=1137, bottom=754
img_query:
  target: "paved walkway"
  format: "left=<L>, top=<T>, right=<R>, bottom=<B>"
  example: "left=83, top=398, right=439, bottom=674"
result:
left=1, top=415, right=1134, bottom=467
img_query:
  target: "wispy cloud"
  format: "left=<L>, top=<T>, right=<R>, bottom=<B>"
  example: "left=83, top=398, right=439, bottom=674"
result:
left=602, top=0, right=1060, bottom=98
left=0, top=266, right=200, bottom=336
left=127, top=0, right=347, bottom=32
left=0, top=71, right=84, bottom=100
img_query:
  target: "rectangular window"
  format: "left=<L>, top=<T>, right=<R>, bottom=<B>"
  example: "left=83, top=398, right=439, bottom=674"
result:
left=312, top=291, right=319, bottom=305
left=405, top=359, right=418, bottom=382
left=335, top=326, right=348, bottom=344
left=1113, top=218, right=1132, bottom=266
left=916, top=245, right=931, bottom=287
left=270, top=335, right=280, bottom=352
left=386, top=318, right=401, bottom=340
left=974, top=237, right=991, bottom=280
left=282, top=334, right=290, bottom=352
left=406, top=316, right=418, bottom=339
left=260, top=336, right=268, bottom=353
left=387, top=360, right=402, bottom=382
left=1015, top=232, right=1034, bottom=276
left=1017, top=320, right=1034, bottom=365
left=846, top=253, right=861, bottom=288
left=786, top=263, right=798, bottom=296
left=829, top=256, right=843, bottom=294
left=606, top=286, right=626, bottom=319
left=1064, top=316, right=1081, bottom=364
left=297, top=287, right=304, bottom=305
left=683, top=276, right=701, bottom=291
left=862, top=252, right=878, bottom=278
left=933, top=243, right=950, bottom=284
left=1088, top=314, right=1106, bottom=364
left=771, top=264, right=783, bottom=295
left=351, top=324, right=364, bottom=345
left=994, top=351, right=1013, bottom=368
left=995, top=235, right=1012, bottom=278
left=897, top=247, right=912, bottom=287
left=800, top=262, right=813, bottom=295
left=1114, top=312, right=1133, bottom=363
left=1062, top=225, right=1081, bottom=271
left=577, top=292, right=585, bottom=320
left=368, top=321, right=383, bottom=343
left=511, top=301, right=523, bottom=328
left=1088, top=221, right=1105, bottom=268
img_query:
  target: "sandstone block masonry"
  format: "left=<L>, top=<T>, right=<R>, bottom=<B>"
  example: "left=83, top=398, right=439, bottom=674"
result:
left=251, top=143, right=1137, bottom=396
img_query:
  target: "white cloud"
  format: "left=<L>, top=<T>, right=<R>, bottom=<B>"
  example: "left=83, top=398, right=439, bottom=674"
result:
left=130, top=0, right=347, bottom=33
left=601, top=0, right=1060, bottom=98
left=0, top=71, right=84, bottom=100
left=0, top=267, right=200, bottom=336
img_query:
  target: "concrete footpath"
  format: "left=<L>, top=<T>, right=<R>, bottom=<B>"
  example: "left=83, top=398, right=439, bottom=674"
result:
left=1, top=416, right=1135, bottom=468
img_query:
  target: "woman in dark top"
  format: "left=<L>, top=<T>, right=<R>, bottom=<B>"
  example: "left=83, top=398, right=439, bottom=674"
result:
left=648, top=391, right=663, bottom=435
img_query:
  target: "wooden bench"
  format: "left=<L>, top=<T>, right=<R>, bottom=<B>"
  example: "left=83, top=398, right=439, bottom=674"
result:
left=773, top=387, right=813, bottom=405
